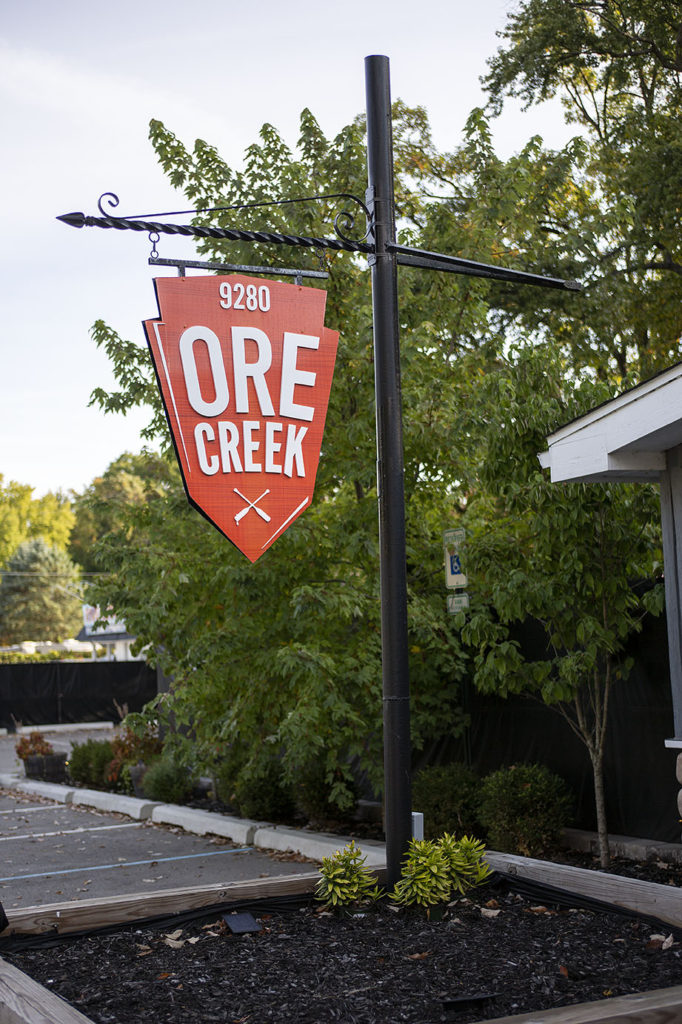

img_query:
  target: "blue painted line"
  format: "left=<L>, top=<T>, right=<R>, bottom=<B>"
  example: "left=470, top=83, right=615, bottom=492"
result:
left=0, top=846, right=252, bottom=883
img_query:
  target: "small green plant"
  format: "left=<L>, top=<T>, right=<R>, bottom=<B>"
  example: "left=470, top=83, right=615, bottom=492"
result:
left=438, top=833, right=492, bottom=894
left=391, top=834, right=492, bottom=909
left=15, top=732, right=54, bottom=759
left=478, top=763, right=573, bottom=857
left=390, top=839, right=452, bottom=908
left=142, top=757, right=193, bottom=804
left=412, top=763, right=481, bottom=839
left=67, top=739, right=114, bottom=788
left=316, top=840, right=383, bottom=908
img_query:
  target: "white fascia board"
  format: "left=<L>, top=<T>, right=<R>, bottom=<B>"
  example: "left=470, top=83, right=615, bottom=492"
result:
left=538, top=438, right=665, bottom=483
left=541, top=363, right=682, bottom=483
left=606, top=375, right=682, bottom=453
left=546, top=363, right=682, bottom=451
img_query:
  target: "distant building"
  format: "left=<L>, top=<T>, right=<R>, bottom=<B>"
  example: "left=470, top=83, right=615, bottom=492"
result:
left=77, top=605, right=145, bottom=662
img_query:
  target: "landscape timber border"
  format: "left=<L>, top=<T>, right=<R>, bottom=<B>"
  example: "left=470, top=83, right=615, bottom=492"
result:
left=1, top=776, right=682, bottom=934
left=2, top=854, right=681, bottom=938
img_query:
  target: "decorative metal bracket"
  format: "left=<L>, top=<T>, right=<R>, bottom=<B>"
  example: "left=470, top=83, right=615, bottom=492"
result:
left=85, top=191, right=375, bottom=252
left=58, top=191, right=580, bottom=292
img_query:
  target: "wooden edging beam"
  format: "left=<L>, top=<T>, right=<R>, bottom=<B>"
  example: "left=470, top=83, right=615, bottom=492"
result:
left=1, top=870, right=326, bottom=937
left=472, top=984, right=682, bottom=1024
left=0, top=956, right=94, bottom=1024
left=486, top=852, right=682, bottom=931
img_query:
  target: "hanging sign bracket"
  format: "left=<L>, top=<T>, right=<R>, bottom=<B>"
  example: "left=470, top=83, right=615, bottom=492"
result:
left=148, top=256, right=328, bottom=285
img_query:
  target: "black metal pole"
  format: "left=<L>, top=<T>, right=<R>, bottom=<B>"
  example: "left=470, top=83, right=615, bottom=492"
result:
left=365, top=54, right=412, bottom=886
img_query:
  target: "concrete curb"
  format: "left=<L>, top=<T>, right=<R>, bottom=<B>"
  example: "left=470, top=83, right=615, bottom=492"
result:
left=0, top=777, right=385, bottom=865
left=70, top=789, right=158, bottom=820
left=10, top=781, right=75, bottom=804
left=253, top=824, right=387, bottom=866
left=0, top=774, right=24, bottom=790
left=150, top=804, right=263, bottom=845
left=5, top=773, right=682, bottom=870
left=15, top=722, right=115, bottom=736
left=563, top=827, right=682, bottom=864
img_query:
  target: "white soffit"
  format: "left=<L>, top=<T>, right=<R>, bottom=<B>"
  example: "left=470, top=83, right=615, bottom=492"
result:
left=538, top=362, right=682, bottom=483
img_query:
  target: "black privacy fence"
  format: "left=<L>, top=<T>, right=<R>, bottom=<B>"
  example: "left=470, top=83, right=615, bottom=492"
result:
left=0, top=661, right=157, bottom=732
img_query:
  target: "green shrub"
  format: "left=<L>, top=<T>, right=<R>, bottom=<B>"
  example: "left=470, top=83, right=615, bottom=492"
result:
left=107, top=723, right=163, bottom=792
left=478, top=763, right=573, bottom=857
left=438, top=833, right=493, bottom=894
left=412, top=763, right=481, bottom=839
left=315, top=840, right=383, bottom=908
left=390, top=834, right=492, bottom=909
left=67, top=739, right=114, bottom=789
left=390, top=838, right=453, bottom=908
left=294, top=762, right=357, bottom=824
left=142, top=758, right=193, bottom=804
left=235, top=755, right=295, bottom=822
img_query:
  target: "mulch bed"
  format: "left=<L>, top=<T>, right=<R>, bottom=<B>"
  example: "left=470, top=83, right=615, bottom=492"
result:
left=5, top=864, right=682, bottom=1024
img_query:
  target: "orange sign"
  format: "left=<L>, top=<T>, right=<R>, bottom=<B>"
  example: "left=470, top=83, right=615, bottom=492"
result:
left=144, top=275, right=338, bottom=562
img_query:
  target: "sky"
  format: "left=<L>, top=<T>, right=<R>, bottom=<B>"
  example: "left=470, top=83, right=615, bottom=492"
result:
left=1, top=0, right=573, bottom=498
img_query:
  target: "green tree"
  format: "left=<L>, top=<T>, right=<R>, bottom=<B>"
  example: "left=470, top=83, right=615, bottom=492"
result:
left=0, top=476, right=74, bottom=567
left=483, top=0, right=682, bottom=379
left=85, top=29, right=681, bottom=832
left=0, top=538, right=83, bottom=643
left=458, top=344, right=663, bottom=867
left=69, top=451, right=174, bottom=573
left=85, top=108, right=475, bottom=810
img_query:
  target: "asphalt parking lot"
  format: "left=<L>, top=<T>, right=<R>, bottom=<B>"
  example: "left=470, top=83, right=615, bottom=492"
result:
left=0, top=789, right=316, bottom=910
left=0, top=727, right=320, bottom=913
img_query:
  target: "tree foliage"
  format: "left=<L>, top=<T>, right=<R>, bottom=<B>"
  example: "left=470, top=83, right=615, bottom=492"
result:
left=454, top=342, right=663, bottom=862
left=466, top=0, right=681, bottom=862
left=0, top=476, right=74, bottom=567
left=87, top=108, right=479, bottom=809
left=0, top=538, right=83, bottom=643
left=483, top=0, right=682, bottom=378
left=86, top=5, right=680, bottom=834
left=69, top=451, right=175, bottom=572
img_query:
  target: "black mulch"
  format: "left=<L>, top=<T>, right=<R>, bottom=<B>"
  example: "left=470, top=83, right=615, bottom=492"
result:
left=5, top=866, right=682, bottom=1024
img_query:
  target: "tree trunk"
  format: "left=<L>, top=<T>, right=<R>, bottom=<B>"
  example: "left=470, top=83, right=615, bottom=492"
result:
left=588, top=744, right=610, bottom=869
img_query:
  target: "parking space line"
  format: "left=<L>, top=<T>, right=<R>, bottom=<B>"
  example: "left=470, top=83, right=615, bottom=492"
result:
left=0, top=846, right=252, bottom=882
left=0, top=823, right=144, bottom=842
left=0, top=806, right=64, bottom=816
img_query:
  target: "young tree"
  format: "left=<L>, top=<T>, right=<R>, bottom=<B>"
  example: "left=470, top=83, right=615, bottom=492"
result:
left=0, top=538, right=83, bottom=644
left=458, top=344, right=663, bottom=867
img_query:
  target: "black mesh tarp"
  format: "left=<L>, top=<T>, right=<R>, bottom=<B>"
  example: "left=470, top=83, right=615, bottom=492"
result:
left=0, top=661, right=157, bottom=730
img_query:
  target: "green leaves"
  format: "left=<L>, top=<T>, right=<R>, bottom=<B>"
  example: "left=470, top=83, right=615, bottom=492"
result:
left=0, top=538, right=82, bottom=644
left=316, top=841, right=383, bottom=908
left=482, top=0, right=682, bottom=380
left=390, top=835, right=491, bottom=908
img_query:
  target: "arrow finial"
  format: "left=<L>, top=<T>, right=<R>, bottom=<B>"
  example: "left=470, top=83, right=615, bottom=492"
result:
left=56, top=212, right=86, bottom=228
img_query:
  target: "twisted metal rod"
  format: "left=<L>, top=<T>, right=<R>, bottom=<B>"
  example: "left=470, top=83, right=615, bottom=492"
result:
left=57, top=211, right=374, bottom=255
